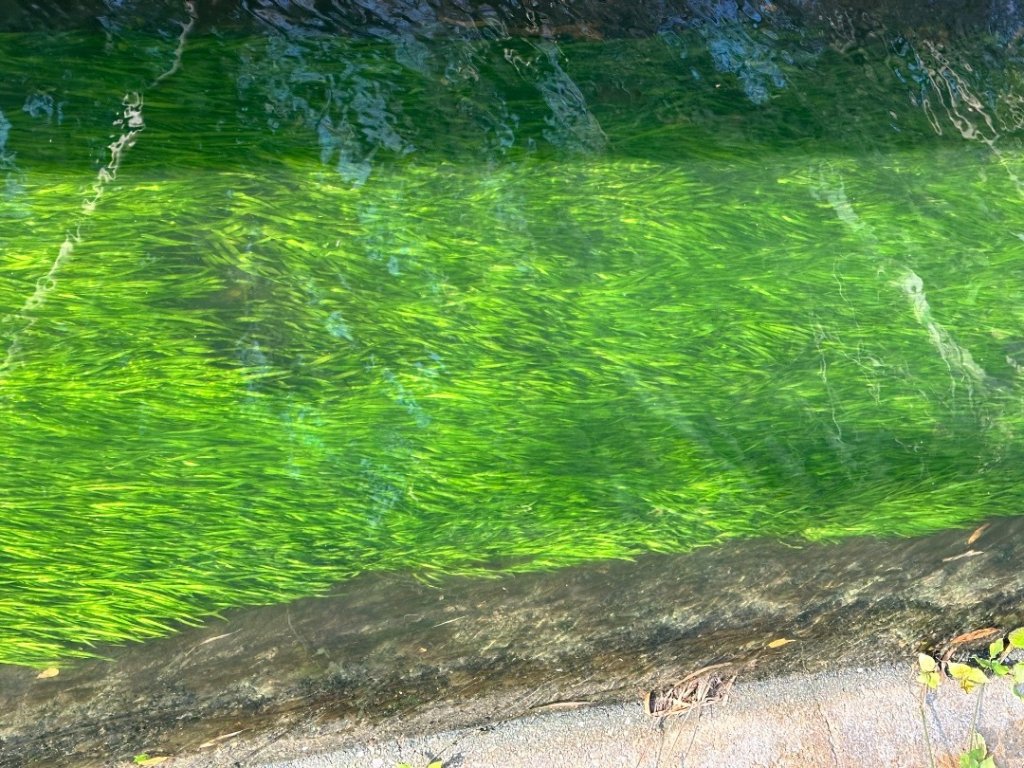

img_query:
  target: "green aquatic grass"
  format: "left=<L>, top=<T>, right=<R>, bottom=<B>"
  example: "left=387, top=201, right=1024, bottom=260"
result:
left=2, top=27, right=1024, bottom=666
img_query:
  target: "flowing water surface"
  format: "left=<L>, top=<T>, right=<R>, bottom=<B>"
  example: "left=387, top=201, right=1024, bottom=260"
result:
left=2, top=0, right=1024, bottom=666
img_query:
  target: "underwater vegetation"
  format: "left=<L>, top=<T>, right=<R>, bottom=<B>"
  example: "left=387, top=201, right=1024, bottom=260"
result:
left=2, top=20, right=1024, bottom=666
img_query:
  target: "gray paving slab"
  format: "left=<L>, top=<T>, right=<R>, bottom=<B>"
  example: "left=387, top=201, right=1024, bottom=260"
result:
left=169, top=662, right=1024, bottom=768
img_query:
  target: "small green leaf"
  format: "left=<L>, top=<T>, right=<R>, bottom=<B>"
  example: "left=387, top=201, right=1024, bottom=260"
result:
left=947, top=662, right=988, bottom=693
left=974, top=657, right=1009, bottom=676
left=1013, top=665, right=1024, bottom=684
left=959, top=733, right=991, bottom=768
left=427, top=762, right=444, bottom=768
left=918, top=655, right=941, bottom=688
left=988, top=638, right=1004, bottom=659
left=1009, top=627, right=1024, bottom=650
left=918, top=670, right=940, bottom=689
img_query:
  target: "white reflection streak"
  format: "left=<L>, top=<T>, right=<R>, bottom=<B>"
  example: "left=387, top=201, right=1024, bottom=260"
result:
left=154, top=1, right=197, bottom=86
left=918, top=41, right=1024, bottom=198
left=813, top=322, right=845, bottom=449
left=814, top=168, right=989, bottom=405
left=82, top=93, right=145, bottom=216
left=0, top=234, right=78, bottom=375
left=0, top=1, right=198, bottom=380
left=900, top=270, right=988, bottom=403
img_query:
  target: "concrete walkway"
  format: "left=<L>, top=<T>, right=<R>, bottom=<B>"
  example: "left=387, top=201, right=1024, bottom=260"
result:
left=173, top=662, right=1024, bottom=768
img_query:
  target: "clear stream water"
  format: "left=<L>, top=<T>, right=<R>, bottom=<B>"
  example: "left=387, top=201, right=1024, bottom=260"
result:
left=2, top=0, right=1024, bottom=665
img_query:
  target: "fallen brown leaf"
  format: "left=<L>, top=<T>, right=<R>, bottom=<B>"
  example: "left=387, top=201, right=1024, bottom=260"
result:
left=35, top=667, right=59, bottom=679
left=767, top=638, right=794, bottom=649
left=966, top=524, right=990, bottom=546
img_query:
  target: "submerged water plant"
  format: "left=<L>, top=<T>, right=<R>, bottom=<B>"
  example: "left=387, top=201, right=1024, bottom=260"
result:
left=2, top=20, right=1024, bottom=666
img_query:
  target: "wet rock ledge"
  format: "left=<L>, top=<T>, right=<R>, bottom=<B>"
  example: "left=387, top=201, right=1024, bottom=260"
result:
left=2, top=516, right=1023, bottom=768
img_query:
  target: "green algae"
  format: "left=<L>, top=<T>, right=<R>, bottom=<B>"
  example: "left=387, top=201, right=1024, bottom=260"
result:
left=2, top=26, right=1024, bottom=666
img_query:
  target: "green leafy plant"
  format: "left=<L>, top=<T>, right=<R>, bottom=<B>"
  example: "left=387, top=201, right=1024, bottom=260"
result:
left=916, top=626, right=1024, bottom=768
left=960, top=733, right=996, bottom=768
left=396, top=761, right=443, bottom=768
left=947, top=661, right=990, bottom=694
left=917, top=653, right=940, bottom=690
left=972, top=628, right=1024, bottom=700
